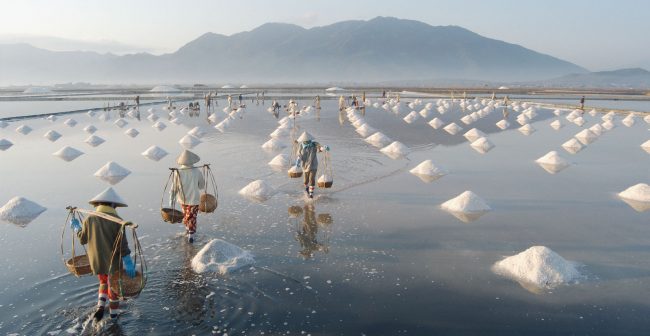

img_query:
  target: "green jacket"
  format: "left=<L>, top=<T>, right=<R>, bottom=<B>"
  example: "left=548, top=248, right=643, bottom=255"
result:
left=77, top=206, right=131, bottom=275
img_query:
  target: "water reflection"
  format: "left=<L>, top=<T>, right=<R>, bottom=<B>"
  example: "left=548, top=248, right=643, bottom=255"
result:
left=289, top=204, right=333, bottom=259
left=167, top=242, right=211, bottom=325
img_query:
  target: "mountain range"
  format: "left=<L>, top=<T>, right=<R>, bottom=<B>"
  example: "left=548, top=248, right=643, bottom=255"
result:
left=0, top=17, right=592, bottom=85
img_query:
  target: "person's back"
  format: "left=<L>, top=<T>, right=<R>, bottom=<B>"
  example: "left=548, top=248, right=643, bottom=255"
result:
left=173, top=166, right=205, bottom=206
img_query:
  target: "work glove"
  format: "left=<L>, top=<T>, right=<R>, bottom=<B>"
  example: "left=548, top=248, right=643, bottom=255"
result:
left=295, top=158, right=301, bottom=167
left=70, top=218, right=82, bottom=233
left=324, top=145, right=330, bottom=151
left=122, top=255, right=136, bottom=278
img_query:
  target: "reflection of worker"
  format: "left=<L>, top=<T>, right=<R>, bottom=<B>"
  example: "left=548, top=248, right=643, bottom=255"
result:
left=338, top=96, right=345, bottom=111
left=70, top=187, right=136, bottom=322
left=295, top=204, right=324, bottom=259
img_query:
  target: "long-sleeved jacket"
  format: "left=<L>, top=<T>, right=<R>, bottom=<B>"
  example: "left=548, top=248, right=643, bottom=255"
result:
left=77, top=205, right=130, bottom=275
left=172, top=165, right=206, bottom=205
left=298, top=141, right=322, bottom=172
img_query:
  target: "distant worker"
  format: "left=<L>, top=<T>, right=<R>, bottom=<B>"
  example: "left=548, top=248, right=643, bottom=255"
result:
left=134, top=95, right=140, bottom=109
left=295, top=132, right=329, bottom=199
left=70, top=187, right=136, bottom=322
left=238, top=94, right=243, bottom=106
left=227, top=95, right=232, bottom=108
left=171, top=150, right=206, bottom=243
left=338, top=96, right=345, bottom=111
left=580, top=96, right=585, bottom=111
left=315, top=95, right=321, bottom=110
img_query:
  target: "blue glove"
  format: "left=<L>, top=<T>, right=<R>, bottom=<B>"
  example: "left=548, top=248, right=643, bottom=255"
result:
left=295, top=158, right=301, bottom=167
left=324, top=145, right=330, bottom=151
left=122, top=255, right=136, bottom=278
left=70, top=218, right=82, bottom=233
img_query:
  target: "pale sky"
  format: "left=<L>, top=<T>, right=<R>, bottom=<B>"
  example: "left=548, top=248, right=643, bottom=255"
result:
left=1, top=0, right=649, bottom=71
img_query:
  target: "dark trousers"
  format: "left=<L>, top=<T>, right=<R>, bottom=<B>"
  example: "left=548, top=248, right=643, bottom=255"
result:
left=303, top=170, right=316, bottom=187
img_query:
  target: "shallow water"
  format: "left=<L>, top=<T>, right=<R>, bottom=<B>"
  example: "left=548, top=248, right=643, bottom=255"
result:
left=1, top=94, right=649, bottom=335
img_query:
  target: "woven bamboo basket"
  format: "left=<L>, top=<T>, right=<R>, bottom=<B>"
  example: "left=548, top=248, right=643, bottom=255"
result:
left=288, top=170, right=303, bottom=178
left=110, top=271, right=144, bottom=298
left=288, top=205, right=303, bottom=218
left=199, top=193, right=217, bottom=213
left=317, top=181, right=333, bottom=188
left=161, top=208, right=183, bottom=223
left=66, top=254, right=92, bottom=276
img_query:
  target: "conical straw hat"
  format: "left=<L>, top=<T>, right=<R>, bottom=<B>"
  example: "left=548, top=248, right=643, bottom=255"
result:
left=297, top=131, right=314, bottom=142
left=177, top=149, right=200, bottom=166
left=88, top=187, right=128, bottom=207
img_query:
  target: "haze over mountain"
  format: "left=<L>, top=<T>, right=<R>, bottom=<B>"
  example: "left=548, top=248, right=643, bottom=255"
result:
left=532, top=68, right=650, bottom=89
left=0, top=17, right=587, bottom=86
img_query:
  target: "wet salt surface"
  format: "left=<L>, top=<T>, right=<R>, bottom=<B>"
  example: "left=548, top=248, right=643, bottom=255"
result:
left=0, top=95, right=649, bottom=335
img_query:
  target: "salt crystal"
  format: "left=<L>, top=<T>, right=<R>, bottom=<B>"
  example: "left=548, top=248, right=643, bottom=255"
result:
left=268, top=154, right=289, bottom=167
left=443, top=123, right=462, bottom=135
left=64, top=118, right=77, bottom=127
left=0, top=197, right=47, bottom=226
left=191, top=239, right=254, bottom=274
left=261, top=138, right=286, bottom=150
left=141, top=145, right=168, bottom=161
left=0, top=139, right=13, bottom=151
left=124, top=128, right=139, bottom=138
left=463, top=128, right=486, bottom=142
left=470, top=137, right=494, bottom=154
left=492, top=246, right=581, bottom=290
left=84, top=135, right=105, bottom=147
left=179, top=134, right=202, bottom=149
left=152, top=121, right=166, bottom=131
left=239, top=180, right=276, bottom=201
left=43, top=130, right=61, bottom=142
left=16, top=125, right=32, bottom=135
left=52, top=146, right=84, bottom=161
left=380, top=141, right=410, bottom=159
left=429, top=118, right=444, bottom=129
left=84, top=125, right=97, bottom=134
left=94, top=161, right=131, bottom=185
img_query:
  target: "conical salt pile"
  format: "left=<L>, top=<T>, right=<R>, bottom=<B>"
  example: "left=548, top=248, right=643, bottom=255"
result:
left=16, top=125, right=32, bottom=135
left=64, top=118, right=77, bottom=127
left=575, top=129, right=597, bottom=145
left=622, top=114, right=635, bottom=127
left=641, top=140, right=650, bottom=154
left=518, top=124, right=536, bottom=135
left=470, top=137, right=494, bottom=154
left=601, top=120, right=615, bottom=130
left=0, top=196, right=47, bottom=226
left=464, top=128, right=486, bottom=142
left=602, top=111, right=616, bottom=121
left=114, top=118, right=128, bottom=128
left=492, top=246, right=581, bottom=289
left=618, top=183, right=650, bottom=203
left=44, top=130, right=62, bottom=142
left=94, top=161, right=131, bottom=185
left=268, top=153, right=289, bottom=167
left=562, top=138, right=584, bottom=154
left=187, top=127, right=205, bottom=138
left=85, top=135, right=105, bottom=147
left=644, top=115, right=650, bottom=124
left=365, top=132, right=392, bottom=148
left=238, top=179, right=276, bottom=201
left=98, top=113, right=110, bottom=122
left=516, top=114, right=529, bottom=126
left=46, top=115, right=57, bottom=122
left=0, top=139, right=13, bottom=151
left=53, top=146, right=84, bottom=161
left=460, top=115, right=474, bottom=125
left=403, top=111, right=419, bottom=123
left=588, top=109, right=597, bottom=116
left=589, top=124, right=604, bottom=136
left=409, top=160, right=447, bottom=182
left=141, top=145, right=168, bottom=161
left=261, top=138, right=286, bottom=150
left=380, top=141, right=410, bottom=158
left=419, top=108, right=431, bottom=118
left=441, top=191, right=491, bottom=213
left=147, top=114, right=159, bottom=122
left=84, top=125, right=97, bottom=134
left=552, top=109, right=562, bottom=116
left=270, top=128, right=289, bottom=138
left=535, top=151, right=570, bottom=174
left=443, top=122, right=463, bottom=135
left=215, top=119, right=230, bottom=132
left=208, top=113, right=219, bottom=123
left=152, top=121, right=166, bottom=131
left=179, top=134, right=202, bottom=149
left=429, top=118, right=444, bottom=129
left=170, top=117, right=182, bottom=125
left=356, top=124, right=376, bottom=138
left=496, top=119, right=510, bottom=130
left=87, top=110, right=96, bottom=117
left=124, top=128, right=139, bottom=138
left=191, top=238, right=254, bottom=275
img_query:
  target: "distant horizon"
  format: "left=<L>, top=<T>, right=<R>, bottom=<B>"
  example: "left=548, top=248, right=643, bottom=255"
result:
left=1, top=0, right=649, bottom=71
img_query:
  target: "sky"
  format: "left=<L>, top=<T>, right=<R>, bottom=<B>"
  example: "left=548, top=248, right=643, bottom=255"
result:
left=1, top=0, right=649, bottom=71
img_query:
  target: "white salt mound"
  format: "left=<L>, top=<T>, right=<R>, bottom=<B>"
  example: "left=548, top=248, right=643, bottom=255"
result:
left=443, top=122, right=462, bottom=135
left=470, top=137, right=494, bottom=153
left=46, top=115, right=57, bottom=122
left=618, top=183, right=650, bottom=203
left=441, top=191, right=491, bottom=213
left=380, top=141, right=410, bottom=156
left=191, top=238, right=254, bottom=275
left=518, top=124, right=536, bottom=135
left=64, top=118, right=77, bottom=127
left=147, top=114, right=159, bottom=122
left=261, top=138, right=286, bottom=150
left=641, top=140, right=650, bottom=153
left=429, top=118, right=444, bottom=129
left=124, top=128, right=139, bottom=138
left=268, top=154, right=289, bottom=167
left=575, top=129, right=597, bottom=144
left=365, top=132, right=392, bottom=147
left=16, top=125, right=32, bottom=135
left=496, top=119, right=510, bottom=130
left=0, top=139, right=13, bottom=151
left=562, top=138, right=584, bottom=154
left=94, top=161, right=131, bottom=185
left=239, top=180, right=276, bottom=201
left=0, top=197, right=47, bottom=226
left=188, top=126, right=205, bottom=138
left=85, top=135, right=105, bottom=147
left=84, top=125, right=97, bottom=134
left=318, top=174, right=333, bottom=183
left=409, top=160, right=447, bottom=177
left=492, top=246, right=581, bottom=288
left=53, top=146, right=84, bottom=161
left=152, top=121, right=166, bottom=131
left=141, top=145, right=168, bottom=161
left=270, top=128, right=289, bottom=138
left=44, top=130, right=62, bottom=142
left=464, top=128, right=486, bottom=142
left=114, top=118, right=128, bottom=128
left=179, top=134, right=202, bottom=148
left=355, top=124, right=376, bottom=137
left=403, top=111, right=419, bottom=124
left=536, top=151, right=569, bottom=166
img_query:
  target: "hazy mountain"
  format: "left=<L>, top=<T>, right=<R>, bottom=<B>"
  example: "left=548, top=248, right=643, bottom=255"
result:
left=0, top=17, right=587, bottom=85
left=0, top=34, right=160, bottom=55
left=532, top=68, right=650, bottom=88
